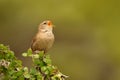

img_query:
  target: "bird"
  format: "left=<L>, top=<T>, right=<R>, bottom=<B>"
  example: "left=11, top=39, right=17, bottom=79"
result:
left=31, top=20, right=55, bottom=54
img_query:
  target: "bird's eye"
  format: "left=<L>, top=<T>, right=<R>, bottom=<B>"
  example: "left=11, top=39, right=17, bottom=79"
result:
left=43, top=22, right=47, bottom=25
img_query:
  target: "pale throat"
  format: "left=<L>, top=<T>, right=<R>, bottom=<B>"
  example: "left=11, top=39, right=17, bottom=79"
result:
left=39, top=28, right=53, bottom=34
left=40, top=28, right=53, bottom=37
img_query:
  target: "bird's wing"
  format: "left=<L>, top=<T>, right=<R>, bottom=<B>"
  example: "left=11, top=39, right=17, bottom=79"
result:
left=30, top=36, right=37, bottom=50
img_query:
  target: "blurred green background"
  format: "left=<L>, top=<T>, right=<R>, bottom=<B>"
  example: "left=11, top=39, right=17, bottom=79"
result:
left=0, top=0, right=120, bottom=80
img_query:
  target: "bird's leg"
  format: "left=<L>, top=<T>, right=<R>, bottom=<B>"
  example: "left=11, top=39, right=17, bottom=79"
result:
left=43, top=50, right=46, bottom=54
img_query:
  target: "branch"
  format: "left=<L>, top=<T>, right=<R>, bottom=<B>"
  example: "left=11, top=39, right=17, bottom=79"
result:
left=0, top=44, right=68, bottom=80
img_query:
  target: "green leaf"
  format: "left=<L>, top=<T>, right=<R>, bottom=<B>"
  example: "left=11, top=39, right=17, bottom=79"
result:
left=22, top=53, right=27, bottom=57
left=41, top=66, right=47, bottom=72
left=24, top=73, right=30, bottom=78
left=30, top=68, right=37, bottom=75
left=23, top=67, right=28, bottom=72
left=17, top=76, right=24, bottom=80
left=38, top=51, right=44, bottom=58
left=37, top=74, right=42, bottom=79
left=27, top=49, right=33, bottom=56
left=16, top=71, right=23, bottom=76
left=8, top=70, right=15, bottom=75
left=33, top=54, right=39, bottom=58
left=45, top=70, right=50, bottom=75
left=33, top=59, right=41, bottom=65
left=43, top=58, right=52, bottom=64
left=0, top=44, right=8, bottom=50
left=30, top=78, right=36, bottom=80
left=47, top=66, right=54, bottom=73
left=51, top=76, right=60, bottom=80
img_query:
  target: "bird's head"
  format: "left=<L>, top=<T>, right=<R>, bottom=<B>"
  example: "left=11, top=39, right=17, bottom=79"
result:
left=39, top=20, right=54, bottom=31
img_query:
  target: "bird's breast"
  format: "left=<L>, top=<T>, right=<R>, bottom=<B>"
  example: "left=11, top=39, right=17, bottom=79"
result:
left=36, top=31, right=54, bottom=42
left=35, top=32, right=54, bottom=50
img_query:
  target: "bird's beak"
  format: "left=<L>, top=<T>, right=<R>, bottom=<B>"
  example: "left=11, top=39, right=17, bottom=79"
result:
left=48, top=21, right=52, bottom=26
left=48, top=21, right=55, bottom=28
